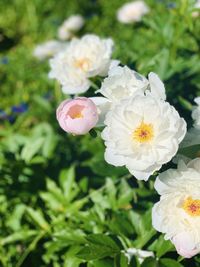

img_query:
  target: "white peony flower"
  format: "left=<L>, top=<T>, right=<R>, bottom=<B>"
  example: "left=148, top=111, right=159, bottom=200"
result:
left=125, top=248, right=154, bottom=263
left=192, top=97, right=200, bottom=129
left=152, top=158, right=200, bottom=258
left=117, top=1, right=149, bottom=24
left=102, top=94, right=186, bottom=180
left=49, top=34, right=115, bottom=94
left=33, top=40, right=67, bottom=60
left=98, top=66, right=166, bottom=104
left=58, top=14, right=84, bottom=40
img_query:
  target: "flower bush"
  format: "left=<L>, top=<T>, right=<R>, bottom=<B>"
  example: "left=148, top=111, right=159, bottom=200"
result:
left=0, top=0, right=200, bottom=266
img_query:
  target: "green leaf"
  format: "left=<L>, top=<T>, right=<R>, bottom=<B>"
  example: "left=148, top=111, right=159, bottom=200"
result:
left=63, top=246, right=84, bottom=267
left=86, top=234, right=123, bottom=250
left=40, top=192, right=64, bottom=211
left=26, top=207, right=49, bottom=230
left=159, top=258, right=183, bottom=267
left=117, top=180, right=133, bottom=208
left=21, top=137, right=44, bottom=163
left=114, top=252, right=129, bottom=267
left=0, top=230, right=37, bottom=245
left=148, top=235, right=174, bottom=258
left=6, top=204, right=26, bottom=231
left=89, top=129, right=98, bottom=138
left=105, top=178, right=117, bottom=209
left=46, top=178, right=66, bottom=204
left=89, top=259, right=113, bottom=267
left=141, top=257, right=158, bottom=267
left=33, top=95, right=52, bottom=112
left=77, top=234, right=122, bottom=260
left=42, top=131, right=58, bottom=158
left=59, top=166, right=76, bottom=200
left=178, top=96, right=193, bottom=111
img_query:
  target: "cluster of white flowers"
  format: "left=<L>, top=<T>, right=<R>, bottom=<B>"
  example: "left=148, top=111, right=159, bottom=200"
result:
left=37, top=8, right=200, bottom=261
left=33, top=14, right=84, bottom=60
left=96, top=65, right=186, bottom=180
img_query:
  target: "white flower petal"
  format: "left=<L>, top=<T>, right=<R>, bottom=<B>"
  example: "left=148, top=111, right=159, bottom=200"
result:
left=148, top=72, right=166, bottom=100
left=89, top=97, right=111, bottom=126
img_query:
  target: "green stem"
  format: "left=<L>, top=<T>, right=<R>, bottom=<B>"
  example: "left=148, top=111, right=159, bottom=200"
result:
left=54, top=81, right=63, bottom=103
left=90, top=81, right=99, bottom=91
left=16, top=230, right=47, bottom=267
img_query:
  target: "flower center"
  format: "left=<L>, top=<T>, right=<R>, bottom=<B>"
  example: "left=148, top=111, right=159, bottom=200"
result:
left=133, top=122, right=154, bottom=143
left=74, top=58, right=91, bottom=72
left=67, top=104, right=84, bottom=119
left=182, top=197, right=200, bottom=217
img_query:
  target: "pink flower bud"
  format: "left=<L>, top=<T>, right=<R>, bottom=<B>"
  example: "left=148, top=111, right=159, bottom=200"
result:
left=56, top=97, right=98, bottom=135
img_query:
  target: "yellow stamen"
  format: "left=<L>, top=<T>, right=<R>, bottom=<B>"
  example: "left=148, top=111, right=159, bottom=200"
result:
left=182, top=197, right=200, bottom=217
left=133, top=122, right=154, bottom=143
left=67, top=104, right=84, bottom=119
left=72, top=113, right=83, bottom=119
left=74, top=58, right=90, bottom=71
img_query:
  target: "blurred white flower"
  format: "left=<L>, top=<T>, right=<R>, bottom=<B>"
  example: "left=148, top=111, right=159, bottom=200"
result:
left=192, top=0, right=200, bottom=17
left=125, top=248, right=154, bottom=263
left=102, top=94, right=186, bottom=180
left=192, top=97, right=200, bottom=129
left=117, top=0, right=149, bottom=24
left=98, top=66, right=166, bottom=104
left=33, top=40, right=67, bottom=60
left=152, top=158, right=200, bottom=258
left=58, top=14, right=85, bottom=40
left=49, top=34, right=115, bottom=94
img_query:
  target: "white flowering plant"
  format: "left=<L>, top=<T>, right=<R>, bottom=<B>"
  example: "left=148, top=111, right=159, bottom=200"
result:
left=0, top=0, right=200, bottom=266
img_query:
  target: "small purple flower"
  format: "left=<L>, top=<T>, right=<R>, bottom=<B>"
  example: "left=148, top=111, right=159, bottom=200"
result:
left=12, top=103, right=28, bottom=113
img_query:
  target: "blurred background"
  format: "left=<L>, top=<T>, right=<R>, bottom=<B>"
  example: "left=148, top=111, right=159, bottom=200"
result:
left=0, top=0, right=200, bottom=266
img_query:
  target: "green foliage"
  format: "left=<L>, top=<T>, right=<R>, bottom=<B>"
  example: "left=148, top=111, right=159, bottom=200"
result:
left=0, top=0, right=200, bottom=266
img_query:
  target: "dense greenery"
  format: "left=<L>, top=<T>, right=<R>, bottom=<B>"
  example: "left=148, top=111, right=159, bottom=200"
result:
left=0, top=0, right=200, bottom=266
